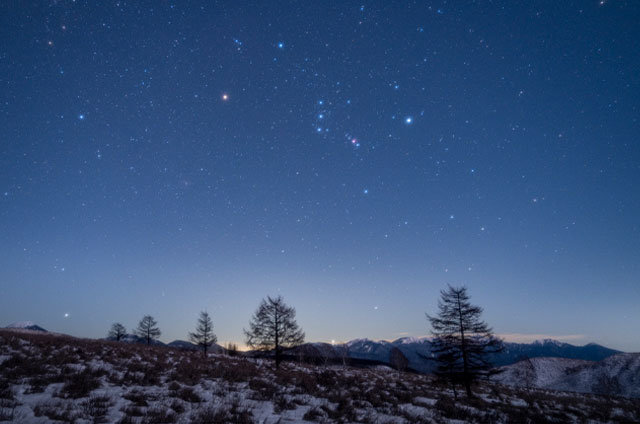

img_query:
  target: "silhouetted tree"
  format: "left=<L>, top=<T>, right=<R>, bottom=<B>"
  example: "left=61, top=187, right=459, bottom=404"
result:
left=225, top=342, right=239, bottom=357
left=136, top=315, right=161, bottom=345
left=244, top=295, right=305, bottom=368
left=427, top=285, right=503, bottom=397
left=389, top=347, right=409, bottom=372
left=189, top=311, right=217, bottom=356
left=108, top=323, right=127, bottom=341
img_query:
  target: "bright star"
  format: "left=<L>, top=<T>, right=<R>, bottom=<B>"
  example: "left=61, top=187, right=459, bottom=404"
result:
left=221, top=93, right=229, bottom=101
left=363, top=189, right=369, bottom=194
left=404, top=116, right=413, bottom=124
left=64, top=313, right=69, bottom=318
left=78, top=114, right=85, bottom=120
left=277, top=42, right=284, bottom=49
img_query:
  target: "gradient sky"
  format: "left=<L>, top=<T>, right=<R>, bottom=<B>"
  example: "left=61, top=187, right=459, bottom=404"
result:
left=1, top=1, right=639, bottom=352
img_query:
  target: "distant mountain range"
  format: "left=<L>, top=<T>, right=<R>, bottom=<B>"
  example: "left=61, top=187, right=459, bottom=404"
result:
left=286, top=337, right=621, bottom=374
left=105, top=334, right=226, bottom=353
left=494, top=353, right=640, bottom=398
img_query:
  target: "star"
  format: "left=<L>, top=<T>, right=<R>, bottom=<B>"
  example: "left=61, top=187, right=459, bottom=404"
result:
left=78, top=114, right=85, bottom=120
left=404, top=116, right=413, bottom=124
left=221, top=93, right=229, bottom=101
left=277, top=42, right=284, bottom=49
left=64, top=313, right=70, bottom=318
left=363, top=188, right=369, bottom=194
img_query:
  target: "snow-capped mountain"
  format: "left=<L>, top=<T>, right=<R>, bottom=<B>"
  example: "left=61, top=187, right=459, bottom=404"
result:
left=494, top=353, right=640, bottom=398
left=5, top=321, right=48, bottom=332
left=492, top=339, right=620, bottom=366
left=167, top=340, right=199, bottom=350
left=287, top=337, right=622, bottom=375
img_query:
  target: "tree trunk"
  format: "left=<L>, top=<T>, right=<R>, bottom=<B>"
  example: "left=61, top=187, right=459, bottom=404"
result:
left=275, top=309, right=280, bottom=369
left=457, top=292, right=472, bottom=397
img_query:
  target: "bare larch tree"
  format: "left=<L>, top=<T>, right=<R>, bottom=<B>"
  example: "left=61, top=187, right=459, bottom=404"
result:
left=244, top=295, right=305, bottom=368
left=108, top=322, right=127, bottom=341
left=427, top=285, right=503, bottom=397
left=136, top=315, right=161, bottom=345
left=189, top=311, right=217, bottom=356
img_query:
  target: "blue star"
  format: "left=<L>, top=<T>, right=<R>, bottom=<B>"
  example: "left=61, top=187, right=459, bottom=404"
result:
left=363, top=189, right=369, bottom=194
left=404, top=116, right=413, bottom=124
left=78, top=114, right=85, bottom=120
left=277, top=42, right=284, bottom=49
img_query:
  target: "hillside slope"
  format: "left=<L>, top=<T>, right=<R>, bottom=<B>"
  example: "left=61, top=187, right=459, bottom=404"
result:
left=1, top=329, right=639, bottom=423
left=494, top=353, right=640, bottom=398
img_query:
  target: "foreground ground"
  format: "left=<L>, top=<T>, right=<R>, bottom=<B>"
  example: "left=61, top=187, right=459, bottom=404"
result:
left=0, top=330, right=638, bottom=423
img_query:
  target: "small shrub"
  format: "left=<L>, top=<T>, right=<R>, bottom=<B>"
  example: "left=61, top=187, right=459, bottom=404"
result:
left=121, top=404, right=145, bottom=417
left=142, top=406, right=177, bottom=424
left=273, top=394, right=296, bottom=413
left=0, top=382, right=15, bottom=400
left=170, top=399, right=186, bottom=414
left=123, top=390, right=148, bottom=407
left=82, top=394, right=112, bottom=422
left=34, top=400, right=80, bottom=422
left=0, top=399, right=18, bottom=421
left=177, top=386, right=202, bottom=403
left=59, top=368, right=101, bottom=399
left=249, top=378, right=278, bottom=400
left=303, top=407, right=324, bottom=421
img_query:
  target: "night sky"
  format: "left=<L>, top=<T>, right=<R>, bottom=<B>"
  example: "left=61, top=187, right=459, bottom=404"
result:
left=1, top=1, right=639, bottom=351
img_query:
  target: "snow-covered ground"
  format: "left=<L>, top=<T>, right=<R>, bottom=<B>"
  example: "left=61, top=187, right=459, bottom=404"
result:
left=494, top=354, right=640, bottom=398
left=0, top=329, right=638, bottom=423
